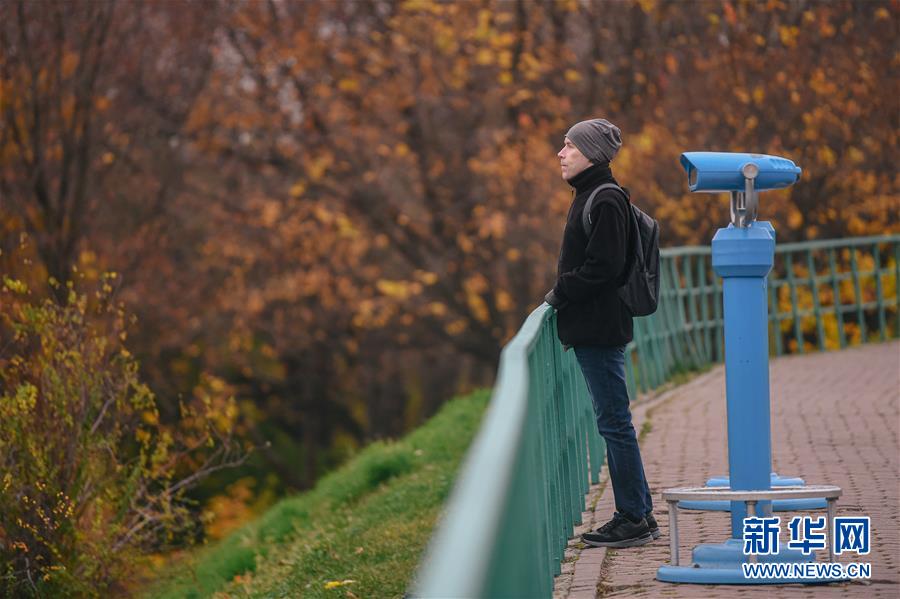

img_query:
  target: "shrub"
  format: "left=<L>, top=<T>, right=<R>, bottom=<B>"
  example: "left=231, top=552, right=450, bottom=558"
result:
left=0, top=273, right=246, bottom=596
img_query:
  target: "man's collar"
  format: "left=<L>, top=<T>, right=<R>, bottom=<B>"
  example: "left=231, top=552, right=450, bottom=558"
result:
left=566, top=162, right=614, bottom=193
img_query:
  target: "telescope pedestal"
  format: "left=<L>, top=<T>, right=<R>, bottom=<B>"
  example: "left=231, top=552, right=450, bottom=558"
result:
left=656, top=223, right=842, bottom=585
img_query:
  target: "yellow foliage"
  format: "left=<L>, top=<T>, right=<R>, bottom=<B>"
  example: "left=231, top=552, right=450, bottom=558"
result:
left=466, top=292, right=490, bottom=324
left=261, top=201, right=281, bottom=227
left=818, top=146, right=836, bottom=168
left=324, top=579, right=356, bottom=589
left=414, top=270, right=438, bottom=285
left=752, top=86, right=765, bottom=104
left=289, top=181, right=307, bottom=198
left=779, top=25, right=799, bottom=47
left=338, top=78, right=359, bottom=92
left=335, top=214, right=357, bottom=238
left=307, top=153, right=334, bottom=182
left=376, top=279, right=414, bottom=300
left=444, top=319, right=467, bottom=335
left=477, top=212, right=506, bottom=239
left=401, top=0, right=434, bottom=12
left=3, top=276, right=29, bottom=295
left=464, top=273, right=488, bottom=295
left=427, top=302, right=447, bottom=317
left=475, top=9, right=492, bottom=40
left=203, top=477, right=258, bottom=540
left=475, top=49, right=494, bottom=66
left=496, top=289, right=513, bottom=312
left=456, top=233, right=474, bottom=253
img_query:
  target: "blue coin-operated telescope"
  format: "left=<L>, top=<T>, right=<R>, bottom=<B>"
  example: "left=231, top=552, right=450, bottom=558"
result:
left=657, top=153, right=847, bottom=585
left=680, top=152, right=801, bottom=228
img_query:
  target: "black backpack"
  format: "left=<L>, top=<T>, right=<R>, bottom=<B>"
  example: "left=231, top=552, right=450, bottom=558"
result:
left=581, top=183, right=660, bottom=317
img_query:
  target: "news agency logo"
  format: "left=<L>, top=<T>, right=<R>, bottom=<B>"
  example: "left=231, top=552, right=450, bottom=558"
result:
left=742, top=515, right=871, bottom=557
left=787, top=516, right=827, bottom=554
left=833, top=517, right=870, bottom=555
left=741, top=515, right=872, bottom=580
left=742, top=516, right=781, bottom=555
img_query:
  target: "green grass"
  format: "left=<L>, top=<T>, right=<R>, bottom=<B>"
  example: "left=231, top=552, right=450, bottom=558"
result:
left=146, top=389, right=491, bottom=599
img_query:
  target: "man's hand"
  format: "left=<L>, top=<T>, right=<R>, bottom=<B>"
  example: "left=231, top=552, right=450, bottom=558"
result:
left=544, top=288, right=568, bottom=309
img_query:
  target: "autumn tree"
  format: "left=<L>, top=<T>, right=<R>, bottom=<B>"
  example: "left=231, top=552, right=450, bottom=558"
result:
left=3, top=0, right=896, bottom=503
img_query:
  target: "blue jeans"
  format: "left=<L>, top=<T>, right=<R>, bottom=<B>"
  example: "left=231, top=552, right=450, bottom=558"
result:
left=574, top=345, right=653, bottom=521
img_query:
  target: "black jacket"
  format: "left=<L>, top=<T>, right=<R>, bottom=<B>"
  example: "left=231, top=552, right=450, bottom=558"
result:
left=551, top=163, right=634, bottom=347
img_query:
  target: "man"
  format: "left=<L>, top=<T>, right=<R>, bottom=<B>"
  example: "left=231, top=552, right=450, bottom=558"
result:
left=544, top=118, right=658, bottom=548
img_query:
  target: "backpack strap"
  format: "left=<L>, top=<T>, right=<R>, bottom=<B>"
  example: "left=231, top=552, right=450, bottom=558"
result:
left=581, top=183, right=628, bottom=237
left=582, top=183, right=640, bottom=287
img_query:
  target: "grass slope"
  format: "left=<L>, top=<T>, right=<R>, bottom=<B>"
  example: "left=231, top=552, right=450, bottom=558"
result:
left=148, top=389, right=491, bottom=598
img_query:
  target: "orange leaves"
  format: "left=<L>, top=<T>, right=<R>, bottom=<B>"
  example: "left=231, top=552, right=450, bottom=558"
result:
left=444, top=318, right=467, bottom=336
left=202, top=477, right=262, bottom=541
left=4, top=7, right=894, bottom=562
left=307, top=153, right=334, bottom=182
left=817, top=146, right=836, bottom=169
left=456, top=232, right=474, bottom=254
left=638, top=0, right=658, bottom=14
left=808, top=68, right=837, bottom=97
left=474, top=9, right=493, bottom=41
left=518, top=52, right=545, bottom=82
left=495, top=289, right=513, bottom=313
left=721, top=3, right=742, bottom=27
left=751, top=86, right=765, bottom=105
left=260, top=201, right=282, bottom=227
left=400, top=0, right=443, bottom=14
left=289, top=181, right=307, bottom=198
left=426, top=301, right=447, bottom=317
left=778, top=25, right=800, bottom=47
left=413, top=270, right=438, bottom=286
left=376, top=279, right=418, bottom=301
left=462, top=274, right=490, bottom=324
left=338, top=79, right=360, bottom=93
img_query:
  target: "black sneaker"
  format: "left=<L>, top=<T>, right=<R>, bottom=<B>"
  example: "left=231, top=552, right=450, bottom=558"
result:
left=581, top=512, right=652, bottom=548
left=645, top=512, right=660, bottom=540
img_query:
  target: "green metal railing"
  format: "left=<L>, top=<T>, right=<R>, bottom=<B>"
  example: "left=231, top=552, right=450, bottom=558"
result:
left=411, top=306, right=602, bottom=597
left=625, top=234, right=900, bottom=397
left=411, top=234, right=898, bottom=598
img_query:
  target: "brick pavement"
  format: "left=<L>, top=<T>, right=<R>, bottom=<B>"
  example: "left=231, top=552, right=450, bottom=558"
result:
left=555, top=341, right=900, bottom=598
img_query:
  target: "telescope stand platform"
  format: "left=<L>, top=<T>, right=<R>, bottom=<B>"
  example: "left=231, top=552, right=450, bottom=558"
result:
left=677, top=472, right=827, bottom=511
left=657, top=485, right=848, bottom=585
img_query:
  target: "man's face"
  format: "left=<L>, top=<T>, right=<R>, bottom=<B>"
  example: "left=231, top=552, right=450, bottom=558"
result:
left=558, top=138, right=592, bottom=180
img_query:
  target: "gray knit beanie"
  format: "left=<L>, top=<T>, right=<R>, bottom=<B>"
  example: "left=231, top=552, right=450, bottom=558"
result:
left=565, top=118, right=623, bottom=164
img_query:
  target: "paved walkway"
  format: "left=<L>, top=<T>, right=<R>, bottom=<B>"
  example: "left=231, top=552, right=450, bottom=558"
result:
left=554, top=341, right=899, bottom=599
